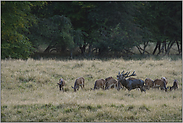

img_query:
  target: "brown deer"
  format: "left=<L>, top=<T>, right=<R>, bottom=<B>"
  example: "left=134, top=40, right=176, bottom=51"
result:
left=105, top=77, right=118, bottom=90
left=170, top=79, right=178, bottom=91
left=117, top=70, right=146, bottom=92
left=153, top=78, right=167, bottom=92
left=144, top=78, right=154, bottom=90
left=57, top=78, right=65, bottom=92
left=71, top=77, right=85, bottom=92
left=161, top=77, right=168, bottom=85
left=91, top=79, right=106, bottom=90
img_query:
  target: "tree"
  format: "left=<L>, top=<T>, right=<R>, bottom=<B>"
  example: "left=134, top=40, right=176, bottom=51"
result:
left=135, top=1, right=182, bottom=55
left=1, top=1, right=46, bottom=59
left=87, top=2, right=146, bottom=55
left=31, top=2, right=93, bottom=56
left=27, top=15, right=73, bottom=52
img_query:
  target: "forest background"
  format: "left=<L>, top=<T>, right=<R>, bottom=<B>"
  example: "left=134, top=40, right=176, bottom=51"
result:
left=1, top=1, right=182, bottom=59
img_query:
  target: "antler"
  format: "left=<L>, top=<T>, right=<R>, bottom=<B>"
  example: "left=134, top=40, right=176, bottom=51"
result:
left=118, top=71, right=121, bottom=75
left=124, top=71, right=130, bottom=76
left=125, top=70, right=136, bottom=78
left=121, top=70, right=124, bottom=75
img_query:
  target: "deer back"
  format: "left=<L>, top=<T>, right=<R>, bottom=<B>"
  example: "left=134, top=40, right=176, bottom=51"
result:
left=94, top=79, right=105, bottom=88
left=75, top=77, right=84, bottom=87
left=154, top=79, right=164, bottom=86
left=145, top=78, right=154, bottom=87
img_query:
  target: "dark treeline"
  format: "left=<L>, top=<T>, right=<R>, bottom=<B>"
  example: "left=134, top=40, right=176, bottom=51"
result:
left=1, top=1, right=182, bottom=59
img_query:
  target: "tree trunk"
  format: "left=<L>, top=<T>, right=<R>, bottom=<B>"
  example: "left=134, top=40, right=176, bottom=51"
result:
left=143, top=41, right=149, bottom=54
left=160, top=41, right=166, bottom=54
left=181, top=41, right=182, bottom=54
left=157, top=42, right=161, bottom=55
left=80, top=44, right=86, bottom=55
left=152, top=41, right=161, bottom=55
left=88, top=43, right=93, bottom=57
left=70, top=50, right=73, bottom=59
left=136, top=46, right=142, bottom=54
left=176, top=41, right=181, bottom=54
left=165, top=40, right=176, bottom=55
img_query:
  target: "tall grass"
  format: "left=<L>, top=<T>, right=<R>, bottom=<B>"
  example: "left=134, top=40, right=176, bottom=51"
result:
left=1, top=56, right=182, bottom=122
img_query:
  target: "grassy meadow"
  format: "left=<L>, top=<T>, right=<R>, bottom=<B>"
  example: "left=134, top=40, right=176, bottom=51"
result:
left=1, top=55, right=182, bottom=122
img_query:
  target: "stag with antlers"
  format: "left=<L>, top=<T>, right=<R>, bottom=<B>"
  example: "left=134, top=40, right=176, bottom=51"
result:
left=117, top=70, right=146, bottom=92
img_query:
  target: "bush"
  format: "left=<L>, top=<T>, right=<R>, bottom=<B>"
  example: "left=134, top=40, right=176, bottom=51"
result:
left=1, top=40, right=34, bottom=59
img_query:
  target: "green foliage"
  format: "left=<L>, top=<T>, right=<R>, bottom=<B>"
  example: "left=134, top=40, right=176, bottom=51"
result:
left=1, top=1, right=181, bottom=59
left=135, top=2, right=182, bottom=42
left=27, top=15, right=80, bottom=53
left=1, top=37, right=34, bottom=59
left=1, top=1, right=46, bottom=59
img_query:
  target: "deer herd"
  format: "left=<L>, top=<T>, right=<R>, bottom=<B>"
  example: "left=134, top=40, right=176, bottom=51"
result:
left=57, top=70, right=179, bottom=93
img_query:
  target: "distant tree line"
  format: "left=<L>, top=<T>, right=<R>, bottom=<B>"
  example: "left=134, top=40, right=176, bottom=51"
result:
left=1, top=1, right=182, bottom=59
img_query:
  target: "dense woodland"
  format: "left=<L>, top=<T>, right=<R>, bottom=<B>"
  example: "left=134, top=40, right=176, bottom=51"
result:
left=1, top=1, right=182, bottom=59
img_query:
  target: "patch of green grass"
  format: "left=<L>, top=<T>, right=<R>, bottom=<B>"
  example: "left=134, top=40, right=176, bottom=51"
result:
left=139, top=104, right=150, bottom=111
left=126, top=105, right=135, bottom=111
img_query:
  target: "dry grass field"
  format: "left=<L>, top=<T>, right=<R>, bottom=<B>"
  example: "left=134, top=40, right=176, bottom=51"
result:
left=1, top=55, right=182, bottom=122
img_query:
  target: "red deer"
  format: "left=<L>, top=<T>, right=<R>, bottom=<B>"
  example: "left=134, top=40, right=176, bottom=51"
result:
left=117, top=77, right=135, bottom=91
left=105, top=77, right=118, bottom=90
left=170, top=79, right=178, bottom=91
left=71, top=77, right=85, bottom=92
left=153, top=78, right=167, bottom=92
left=91, top=79, right=106, bottom=90
left=57, top=78, right=65, bottom=92
left=144, top=78, right=154, bottom=90
left=117, top=70, right=146, bottom=92
left=161, top=77, right=168, bottom=85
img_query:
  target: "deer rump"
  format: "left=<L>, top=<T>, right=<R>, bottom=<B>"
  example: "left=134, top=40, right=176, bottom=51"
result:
left=71, top=77, right=85, bottom=92
left=153, top=79, right=167, bottom=91
left=121, top=79, right=145, bottom=91
left=92, top=79, right=106, bottom=90
left=105, top=77, right=118, bottom=90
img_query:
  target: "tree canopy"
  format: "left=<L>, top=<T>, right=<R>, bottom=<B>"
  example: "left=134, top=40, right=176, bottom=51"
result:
left=1, top=1, right=182, bottom=59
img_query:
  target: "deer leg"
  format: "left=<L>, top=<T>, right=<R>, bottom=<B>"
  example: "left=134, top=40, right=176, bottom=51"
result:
left=62, top=86, right=64, bottom=92
left=114, top=84, right=118, bottom=90
left=140, top=87, right=146, bottom=93
left=80, top=85, right=83, bottom=89
left=59, top=85, right=61, bottom=91
left=102, top=86, right=104, bottom=90
left=148, top=85, right=150, bottom=90
left=108, top=84, right=114, bottom=89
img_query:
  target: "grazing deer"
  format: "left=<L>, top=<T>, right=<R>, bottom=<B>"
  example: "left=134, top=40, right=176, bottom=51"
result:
left=117, top=70, right=146, bottom=92
left=105, top=77, right=118, bottom=90
left=91, top=79, right=106, bottom=90
left=144, top=78, right=154, bottom=90
left=161, top=77, right=168, bottom=85
left=170, top=79, right=178, bottom=91
left=153, top=78, right=167, bottom=92
left=71, top=77, right=85, bottom=92
left=57, top=78, right=65, bottom=92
